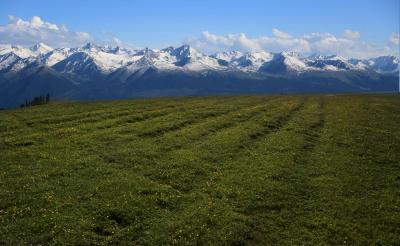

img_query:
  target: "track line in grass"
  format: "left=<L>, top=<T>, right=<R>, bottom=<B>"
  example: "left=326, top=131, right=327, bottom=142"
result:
left=215, top=96, right=398, bottom=244
left=70, top=98, right=270, bottom=168
left=130, top=97, right=279, bottom=150
left=10, top=97, right=197, bottom=123
left=155, top=98, right=278, bottom=149
left=136, top=100, right=264, bottom=138
left=0, top=100, right=192, bottom=136
left=71, top=97, right=284, bottom=194
left=0, top=105, right=165, bottom=138
left=0, top=97, right=232, bottom=137
left=0, top=100, right=172, bottom=132
left=209, top=97, right=319, bottom=195
left=127, top=98, right=310, bottom=242
left=28, top=103, right=181, bottom=126
left=293, top=97, right=326, bottom=165
left=288, top=96, right=400, bottom=244
left=27, top=96, right=223, bottom=124
left=62, top=96, right=238, bottom=132
left=177, top=97, right=325, bottom=243
left=92, top=98, right=275, bottom=167
left=284, top=96, right=371, bottom=243
left=105, top=96, right=280, bottom=150
left=0, top=98, right=238, bottom=148
left=0, top=96, right=257, bottom=149
left=140, top=97, right=306, bottom=193
left=76, top=97, right=262, bottom=141
left=246, top=98, right=306, bottom=142
left=0, top=108, right=176, bottom=148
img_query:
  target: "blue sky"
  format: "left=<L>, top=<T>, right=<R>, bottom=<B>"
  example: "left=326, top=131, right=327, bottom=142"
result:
left=0, top=0, right=399, bottom=58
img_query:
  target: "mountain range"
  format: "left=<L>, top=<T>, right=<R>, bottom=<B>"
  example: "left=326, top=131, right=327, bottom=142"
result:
left=0, top=42, right=398, bottom=108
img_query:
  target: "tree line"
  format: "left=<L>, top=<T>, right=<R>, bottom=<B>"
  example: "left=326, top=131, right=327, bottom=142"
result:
left=20, top=93, right=50, bottom=108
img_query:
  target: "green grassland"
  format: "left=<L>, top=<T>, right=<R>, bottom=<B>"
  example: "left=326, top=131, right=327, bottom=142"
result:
left=0, top=94, right=399, bottom=245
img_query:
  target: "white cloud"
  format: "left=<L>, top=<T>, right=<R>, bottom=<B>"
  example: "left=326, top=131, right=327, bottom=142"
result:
left=389, top=32, right=400, bottom=45
left=94, top=31, right=137, bottom=50
left=0, top=16, right=397, bottom=59
left=187, top=30, right=309, bottom=54
left=272, top=28, right=292, bottom=39
left=0, top=16, right=93, bottom=47
left=186, top=29, right=398, bottom=59
left=343, top=29, right=360, bottom=39
left=187, top=32, right=262, bottom=52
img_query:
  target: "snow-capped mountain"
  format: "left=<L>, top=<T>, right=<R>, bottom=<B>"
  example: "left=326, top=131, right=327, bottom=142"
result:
left=0, top=43, right=53, bottom=58
left=37, top=47, right=72, bottom=66
left=0, top=52, right=20, bottom=71
left=259, top=52, right=311, bottom=74
left=52, top=51, right=104, bottom=78
left=362, top=56, right=399, bottom=74
left=1, top=42, right=397, bottom=76
left=0, top=45, right=34, bottom=58
left=212, top=51, right=243, bottom=63
left=230, top=51, right=273, bottom=71
left=30, top=43, right=53, bottom=55
left=0, top=42, right=398, bottom=108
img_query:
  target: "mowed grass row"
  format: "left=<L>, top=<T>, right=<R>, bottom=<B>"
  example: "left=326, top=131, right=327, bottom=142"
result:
left=0, top=96, right=237, bottom=138
left=0, top=94, right=399, bottom=245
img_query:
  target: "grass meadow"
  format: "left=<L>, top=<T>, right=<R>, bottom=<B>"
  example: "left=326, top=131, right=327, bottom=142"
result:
left=0, top=94, right=399, bottom=244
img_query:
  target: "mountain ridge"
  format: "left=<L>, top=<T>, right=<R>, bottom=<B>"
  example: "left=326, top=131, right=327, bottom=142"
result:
left=0, top=42, right=398, bottom=108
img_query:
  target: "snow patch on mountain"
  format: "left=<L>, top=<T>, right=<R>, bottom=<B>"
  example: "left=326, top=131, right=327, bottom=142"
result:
left=366, top=56, right=399, bottom=74
left=0, top=52, right=21, bottom=70
left=212, top=51, right=243, bottom=62
left=231, top=51, right=273, bottom=71
left=0, top=42, right=398, bottom=78
left=0, top=45, right=36, bottom=58
left=30, top=43, right=53, bottom=55
left=36, top=48, right=73, bottom=66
